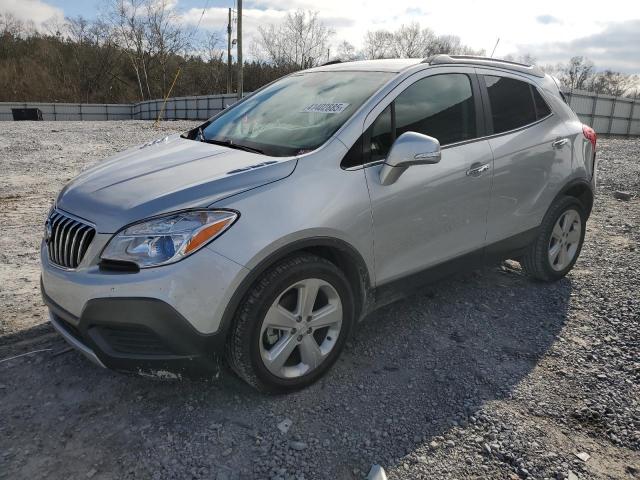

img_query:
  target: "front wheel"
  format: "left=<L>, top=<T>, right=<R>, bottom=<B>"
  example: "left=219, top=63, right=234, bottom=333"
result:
left=521, top=196, right=587, bottom=281
left=226, top=253, right=355, bottom=393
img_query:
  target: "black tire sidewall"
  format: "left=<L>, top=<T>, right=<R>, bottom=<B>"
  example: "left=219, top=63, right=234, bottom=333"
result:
left=246, top=259, right=354, bottom=392
left=539, top=198, right=587, bottom=280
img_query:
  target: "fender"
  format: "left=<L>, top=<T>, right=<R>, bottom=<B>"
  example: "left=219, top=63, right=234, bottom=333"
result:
left=216, top=236, right=373, bottom=344
left=551, top=177, right=594, bottom=218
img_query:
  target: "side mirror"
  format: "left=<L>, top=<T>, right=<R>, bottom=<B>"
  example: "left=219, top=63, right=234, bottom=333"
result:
left=379, top=132, right=441, bottom=186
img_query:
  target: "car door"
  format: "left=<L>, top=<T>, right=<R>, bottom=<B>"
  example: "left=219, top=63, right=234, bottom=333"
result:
left=362, top=68, right=494, bottom=286
left=475, top=69, right=574, bottom=249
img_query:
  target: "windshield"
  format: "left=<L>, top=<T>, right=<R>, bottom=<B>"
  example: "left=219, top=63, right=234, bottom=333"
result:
left=199, top=71, right=394, bottom=157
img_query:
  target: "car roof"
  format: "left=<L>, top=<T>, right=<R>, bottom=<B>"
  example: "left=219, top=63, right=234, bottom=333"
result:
left=303, top=55, right=546, bottom=78
left=305, top=59, right=423, bottom=73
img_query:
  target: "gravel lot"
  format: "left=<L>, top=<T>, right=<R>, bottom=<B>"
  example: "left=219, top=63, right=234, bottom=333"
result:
left=0, top=121, right=638, bottom=480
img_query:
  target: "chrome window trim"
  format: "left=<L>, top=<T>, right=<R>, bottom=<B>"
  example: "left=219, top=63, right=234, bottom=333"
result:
left=356, top=112, right=554, bottom=170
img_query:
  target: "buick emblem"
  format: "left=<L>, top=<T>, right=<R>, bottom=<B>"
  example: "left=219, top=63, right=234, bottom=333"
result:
left=44, top=219, right=53, bottom=244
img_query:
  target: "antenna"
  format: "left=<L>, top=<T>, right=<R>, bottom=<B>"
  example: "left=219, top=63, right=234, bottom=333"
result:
left=490, top=38, right=500, bottom=58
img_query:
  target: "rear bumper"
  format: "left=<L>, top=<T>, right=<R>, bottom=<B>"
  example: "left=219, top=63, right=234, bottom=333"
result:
left=42, top=283, right=226, bottom=373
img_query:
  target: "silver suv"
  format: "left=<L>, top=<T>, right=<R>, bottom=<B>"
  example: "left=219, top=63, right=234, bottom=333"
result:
left=41, top=55, right=597, bottom=392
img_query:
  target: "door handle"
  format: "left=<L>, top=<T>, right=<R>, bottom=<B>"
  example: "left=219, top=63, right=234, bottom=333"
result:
left=552, top=138, right=569, bottom=148
left=466, top=163, right=490, bottom=177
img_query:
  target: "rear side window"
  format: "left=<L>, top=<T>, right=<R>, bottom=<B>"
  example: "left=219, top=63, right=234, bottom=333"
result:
left=532, top=87, right=552, bottom=119
left=484, top=76, right=537, bottom=134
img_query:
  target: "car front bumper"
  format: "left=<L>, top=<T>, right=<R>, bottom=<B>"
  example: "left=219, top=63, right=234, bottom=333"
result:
left=40, top=237, right=249, bottom=373
left=43, top=284, right=229, bottom=373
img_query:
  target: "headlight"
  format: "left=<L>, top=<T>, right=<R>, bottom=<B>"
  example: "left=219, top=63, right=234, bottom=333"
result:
left=101, top=210, right=238, bottom=268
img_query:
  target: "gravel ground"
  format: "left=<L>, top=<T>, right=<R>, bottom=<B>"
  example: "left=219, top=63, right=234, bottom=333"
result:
left=0, top=121, right=638, bottom=480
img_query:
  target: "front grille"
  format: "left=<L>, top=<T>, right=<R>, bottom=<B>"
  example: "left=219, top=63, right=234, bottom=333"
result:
left=93, top=326, right=175, bottom=356
left=46, top=210, right=95, bottom=269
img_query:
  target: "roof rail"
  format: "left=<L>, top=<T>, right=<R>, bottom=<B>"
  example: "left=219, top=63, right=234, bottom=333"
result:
left=424, top=54, right=545, bottom=78
left=321, top=59, right=343, bottom=66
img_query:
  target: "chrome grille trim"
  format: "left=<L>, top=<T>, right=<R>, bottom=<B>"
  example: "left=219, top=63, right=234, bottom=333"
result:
left=46, top=210, right=95, bottom=269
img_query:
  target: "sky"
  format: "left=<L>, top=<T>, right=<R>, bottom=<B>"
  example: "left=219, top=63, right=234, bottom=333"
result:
left=3, top=0, right=640, bottom=74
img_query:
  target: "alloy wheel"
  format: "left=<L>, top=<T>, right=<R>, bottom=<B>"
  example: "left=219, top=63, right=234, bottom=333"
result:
left=548, top=209, right=582, bottom=271
left=258, top=278, right=343, bottom=379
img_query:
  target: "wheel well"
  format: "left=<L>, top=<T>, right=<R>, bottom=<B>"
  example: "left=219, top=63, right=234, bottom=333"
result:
left=563, top=183, right=594, bottom=217
left=300, top=245, right=370, bottom=320
left=218, top=240, right=372, bottom=344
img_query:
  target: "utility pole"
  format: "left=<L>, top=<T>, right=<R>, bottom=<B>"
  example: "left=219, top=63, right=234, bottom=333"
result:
left=237, top=0, right=243, bottom=100
left=227, top=8, right=232, bottom=94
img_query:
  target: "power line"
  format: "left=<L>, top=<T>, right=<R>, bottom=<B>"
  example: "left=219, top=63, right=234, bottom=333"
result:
left=194, top=0, right=212, bottom=34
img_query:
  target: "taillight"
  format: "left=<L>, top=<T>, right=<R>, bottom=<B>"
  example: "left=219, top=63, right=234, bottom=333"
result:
left=582, top=125, right=597, bottom=150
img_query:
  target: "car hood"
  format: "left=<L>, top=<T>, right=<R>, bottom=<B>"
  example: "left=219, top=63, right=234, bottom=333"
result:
left=56, top=134, right=297, bottom=233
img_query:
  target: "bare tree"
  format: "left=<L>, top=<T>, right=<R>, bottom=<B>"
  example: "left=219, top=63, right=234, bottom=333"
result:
left=255, top=10, right=334, bottom=68
left=64, top=16, right=121, bottom=102
left=363, top=30, right=394, bottom=59
left=362, top=24, right=483, bottom=60
left=109, top=0, right=151, bottom=100
left=558, top=56, right=594, bottom=91
left=503, top=53, right=537, bottom=65
left=336, top=40, right=358, bottom=61
left=390, top=23, right=433, bottom=58
left=589, top=70, right=638, bottom=97
left=145, top=0, right=189, bottom=96
left=0, top=13, right=24, bottom=37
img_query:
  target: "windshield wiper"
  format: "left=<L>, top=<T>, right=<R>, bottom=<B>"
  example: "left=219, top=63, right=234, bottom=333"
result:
left=203, top=138, right=264, bottom=155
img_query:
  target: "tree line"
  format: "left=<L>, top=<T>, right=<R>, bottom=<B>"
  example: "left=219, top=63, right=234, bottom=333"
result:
left=0, top=5, right=637, bottom=104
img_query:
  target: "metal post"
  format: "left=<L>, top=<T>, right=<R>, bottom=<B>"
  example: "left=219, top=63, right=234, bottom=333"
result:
left=590, top=94, right=597, bottom=129
left=626, top=100, right=636, bottom=136
left=607, top=97, right=616, bottom=135
left=105, top=104, right=109, bottom=121
left=79, top=103, right=83, bottom=121
left=227, top=8, right=232, bottom=94
left=53, top=103, right=57, bottom=121
left=237, top=0, right=243, bottom=100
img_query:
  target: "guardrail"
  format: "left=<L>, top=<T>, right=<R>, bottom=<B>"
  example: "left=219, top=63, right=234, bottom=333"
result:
left=1, top=90, right=639, bottom=136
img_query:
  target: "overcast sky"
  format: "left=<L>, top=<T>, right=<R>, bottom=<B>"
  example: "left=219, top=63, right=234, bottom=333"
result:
left=3, top=0, right=640, bottom=73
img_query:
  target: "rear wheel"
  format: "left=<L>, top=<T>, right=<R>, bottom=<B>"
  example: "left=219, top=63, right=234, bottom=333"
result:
left=226, top=253, right=354, bottom=393
left=521, top=197, right=586, bottom=281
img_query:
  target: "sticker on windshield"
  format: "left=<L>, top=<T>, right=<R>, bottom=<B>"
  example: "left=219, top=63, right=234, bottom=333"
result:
left=302, top=103, right=350, bottom=114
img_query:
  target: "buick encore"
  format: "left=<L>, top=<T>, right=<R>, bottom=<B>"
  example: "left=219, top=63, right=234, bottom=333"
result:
left=41, top=55, right=597, bottom=392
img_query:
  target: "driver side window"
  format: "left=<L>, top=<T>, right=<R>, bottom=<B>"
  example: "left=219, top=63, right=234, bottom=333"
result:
left=368, top=73, right=477, bottom=162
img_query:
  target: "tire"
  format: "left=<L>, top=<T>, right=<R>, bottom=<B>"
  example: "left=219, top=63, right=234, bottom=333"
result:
left=226, top=253, right=355, bottom=393
left=521, top=196, right=587, bottom=282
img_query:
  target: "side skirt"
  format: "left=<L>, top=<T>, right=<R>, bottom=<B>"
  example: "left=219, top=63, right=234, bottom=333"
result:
left=368, top=227, right=539, bottom=312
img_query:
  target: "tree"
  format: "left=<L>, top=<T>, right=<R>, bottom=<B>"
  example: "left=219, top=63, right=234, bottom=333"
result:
left=390, top=23, right=433, bottom=58
left=558, top=56, right=594, bottom=91
left=144, top=0, right=190, bottom=95
left=363, top=30, right=394, bottom=59
left=362, top=24, right=483, bottom=60
left=109, top=0, right=150, bottom=100
left=589, top=70, right=638, bottom=97
left=336, top=40, right=358, bottom=61
left=503, top=53, right=537, bottom=65
left=255, top=10, right=334, bottom=69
